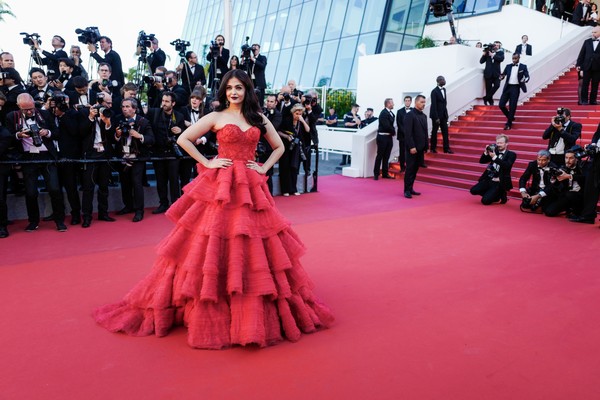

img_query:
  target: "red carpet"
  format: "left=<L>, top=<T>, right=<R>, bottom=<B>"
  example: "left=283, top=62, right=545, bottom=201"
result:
left=2, top=175, right=600, bottom=399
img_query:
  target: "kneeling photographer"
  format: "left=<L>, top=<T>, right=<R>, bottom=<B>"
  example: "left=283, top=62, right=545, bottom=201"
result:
left=147, top=92, right=187, bottom=215
left=518, top=150, right=557, bottom=212
left=569, top=125, right=600, bottom=224
left=542, top=107, right=582, bottom=165
left=470, top=134, right=516, bottom=205
left=543, top=148, right=585, bottom=217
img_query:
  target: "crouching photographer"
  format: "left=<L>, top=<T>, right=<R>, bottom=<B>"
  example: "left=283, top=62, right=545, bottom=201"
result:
left=543, top=148, right=585, bottom=217
left=569, top=124, right=600, bottom=224
left=147, top=92, right=187, bottom=215
left=518, top=150, right=557, bottom=212
left=542, top=107, right=582, bottom=166
left=470, top=134, right=516, bottom=205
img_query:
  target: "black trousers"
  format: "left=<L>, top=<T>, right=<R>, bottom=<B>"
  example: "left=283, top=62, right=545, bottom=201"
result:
left=118, top=161, right=145, bottom=212
left=430, top=118, right=449, bottom=151
left=484, top=77, right=501, bottom=104
left=544, top=191, right=584, bottom=216
left=58, top=162, right=81, bottom=216
left=580, top=171, right=600, bottom=219
left=404, top=149, right=424, bottom=192
left=470, top=179, right=503, bottom=205
left=0, top=164, right=10, bottom=227
left=374, top=134, right=393, bottom=177
left=179, top=158, right=196, bottom=189
left=22, top=154, right=65, bottom=224
left=397, top=138, right=406, bottom=170
left=279, top=145, right=299, bottom=195
left=581, top=69, right=600, bottom=104
left=499, top=85, right=520, bottom=123
left=81, top=155, right=111, bottom=218
left=153, top=159, right=181, bottom=207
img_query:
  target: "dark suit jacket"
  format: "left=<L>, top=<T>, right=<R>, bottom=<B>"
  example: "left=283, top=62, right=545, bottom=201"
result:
left=38, top=48, right=69, bottom=73
left=396, top=107, right=412, bottom=141
left=478, top=149, right=517, bottom=191
left=90, top=49, right=125, bottom=87
left=145, top=108, right=187, bottom=155
left=6, top=109, right=60, bottom=159
left=148, top=48, right=166, bottom=73
left=573, top=3, right=591, bottom=26
left=181, top=63, right=207, bottom=93
left=248, top=54, right=267, bottom=89
left=80, top=108, right=115, bottom=157
left=576, top=38, right=600, bottom=72
left=501, top=63, right=530, bottom=93
left=514, top=44, right=532, bottom=56
left=519, top=160, right=558, bottom=194
left=378, top=108, right=396, bottom=135
left=429, top=86, right=448, bottom=121
left=542, top=120, right=582, bottom=151
left=266, top=108, right=282, bottom=131
left=55, top=109, right=83, bottom=159
left=479, top=50, right=504, bottom=79
left=113, top=114, right=154, bottom=157
left=206, top=47, right=230, bottom=83
left=404, top=109, right=428, bottom=152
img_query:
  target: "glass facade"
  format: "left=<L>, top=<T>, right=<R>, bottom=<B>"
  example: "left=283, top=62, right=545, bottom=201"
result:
left=181, top=0, right=429, bottom=89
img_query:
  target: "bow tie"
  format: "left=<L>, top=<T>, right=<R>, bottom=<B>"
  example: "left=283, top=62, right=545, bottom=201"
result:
left=191, top=109, right=199, bottom=115
left=513, top=63, right=519, bottom=66
left=594, top=39, right=599, bottom=42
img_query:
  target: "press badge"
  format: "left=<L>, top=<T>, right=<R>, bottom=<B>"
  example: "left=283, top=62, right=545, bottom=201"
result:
left=123, top=145, right=130, bottom=153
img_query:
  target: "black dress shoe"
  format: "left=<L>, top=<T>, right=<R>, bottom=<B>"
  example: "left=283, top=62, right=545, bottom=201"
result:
left=152, top=205, right=169, bottom=214
left=444, top=149, right=454, bottom=154
left=116, top=207, right=134, bottom=215
left=382, top=175, right=394, bottom=179
left=591, top=102, right=598, bottom=105
left=98, top=214, right=116, bottom=222
left=42, top=214, right=55, bottom=222
left=400, top=168, right=406, bottom=172
left=500, top=196, right=508, bottom=204
left=420, top=164, right=428, bottom=168
left=503, top=123, right=512, bottom=130
left=404, top=191, right=412, bottom=199
left=56, top=222, right=68, bottom=232
left=25, top=222, right=39, bottom=232
left=430, top=149, right=438, bottom=153
left=568, top=216, right=595, bottom=224
left=71, top=215, right=81, bottom=225
left=373, top=175, right=379, bottom=181
left=0, top=226, right=8, bottom=238
left=410, top=190, right=421, bottom=196
left=581, top=101, right=589, bottom=105
left=82, top=218, right=92, bottom=228
left=132, top=212, right=144, bottom=222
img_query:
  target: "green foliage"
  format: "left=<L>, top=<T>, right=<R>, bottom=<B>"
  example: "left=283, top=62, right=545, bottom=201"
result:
left=415, top=36, right=436, bottom=49
left=0, top=1, right=15, bottom=22
left=326, top=88, right=356, bottom=117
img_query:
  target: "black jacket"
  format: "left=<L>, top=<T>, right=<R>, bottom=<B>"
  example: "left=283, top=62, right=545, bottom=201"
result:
left=80, top=108, right=115, bottom=158
left=180, top=63, right=207, bottom=94
left=396, top=107, right=412, bottom=141
left=146, top=108, right=187, bottom=155
left=378, top=108, right=396, bottom=135
left=519, top=160, right=558, bottom=195
left=429, top=86, right=448, bottom=121
left=55, top=109, right=84, bottom=159
left=404, top=109, right=428, bottom=152
left=90, top=49, right=125, bottom=87
left=148, top=48, right=166, bottom=74
left=206, top=47, right=230, bottom=84
left=542, top=120, right=582, bottom=152
left=576, top=38, right=600, bottom=72
left=6, top=109, right=60, bottom=159
left=113, top=114, right=154, bottom=157
left=478, top=149, right=517, bottom=191
left=479, top=50, right=504, bottom=79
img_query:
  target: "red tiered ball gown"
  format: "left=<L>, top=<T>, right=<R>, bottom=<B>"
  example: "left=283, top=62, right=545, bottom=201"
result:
left=93, top=124, right=334, bottom=349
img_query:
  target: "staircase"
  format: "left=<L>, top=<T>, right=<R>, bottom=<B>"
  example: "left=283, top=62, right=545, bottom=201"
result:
left=391, top=67, right=600, bottom=198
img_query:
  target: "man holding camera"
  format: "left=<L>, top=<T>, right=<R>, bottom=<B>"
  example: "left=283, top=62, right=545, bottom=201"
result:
left=153, top=71, right=188, bottom=114
left=147, top=38, right=166, bottom=74
left=1, top=68, right=26, bottom=115
left=480, top=41, right=504, bottom=106
left=470, top=134, right=516, bottom=205
left=7, top=93, right=66, bottom=232
left=114, top=98, right=154, bottom=222
left=261, top=94, right=282, bottom=195
left=542, top=108, right=582, bottom=165
left=499, top=53, right=530, bottom=130
left=243, top=43, right=267, bottom=107
left=28, top=68, right=58, bottom=108
left=543, top=149, right=585, bottom=217
left=88, top=36, right=124, bottom=89
left=518, top=150, right=557, bottom=212
left=80, top=93, right=116, bottom=228
left=206, top=35, right=230, bottom=92
left=90, top=63, right=121, bottom=114
left=147, top=92, right=186, bottom=214
left=177, top=51, right=207, bottom=95
left=569, top=124, right=600, bottom=224
left=32, top=35, right=68, bottom=74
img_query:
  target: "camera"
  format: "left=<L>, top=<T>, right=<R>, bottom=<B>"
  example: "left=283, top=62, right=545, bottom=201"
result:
left=486, top=143, right=497, bottom=153
left=118, top=119, right=133, bottom=137
left=572, top=144, right=600, bottom=159
left=429, top=0, right=453, bottom=17
left=549, top=166, right=566, bottom=178
left=553, top=107, right=566, bottom=125
left=28, top=123, right=43, bottom=147
left=93, top=104, right=112, bottom=118
left=137, top=30, right=155, bottom=48
left=142, top=74, right=163, bottom=85
left=20, top=32, right=41, bottom=48
left=302, top=94, right=312, bottom=106
left=50, top=92, right=70, bottom=112
left=170, top=38, right=190, bottom=58
left=520, top=196, right=541, bottom=211
left=482, top=43, right=495, bottom=52
left=241, top=36, right=252, bottom=59
left=281, top=92, right=290, bottom=102
left=168, top=136, right=184, bottom=158
left=0, top=70, right=9, bottom=80
left=75, top=27, right=101, bottom=45
left=101, top=79, right=118, bottom=88
left=210, top=40, right=220, bottom=58
left=57, top=71, right=69, bottom=83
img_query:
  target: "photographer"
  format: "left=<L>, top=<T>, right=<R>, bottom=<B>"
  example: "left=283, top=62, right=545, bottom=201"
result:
left=177, top=51, right=206, bottom=95
left=147, top=92, right=186, bottom=214
left=113, top=98, right=154, bottom=222
left=90, top=63, right=121, bottom=114
left=543, top=149, right=585, bottom=217
left=6, top=93, right=66, bottom=232
left=279, top=103, right=309, bottom=196
left=69, top=45, right=88, bottom=80
left=542, top=107, right=582, bottom=165
left=0, top=125, right=12, bottom=238
left=153, top=70, right=187, bottom=114
left=287, top=80, right=302, bottom=102
left=241, top=43, right=267, bottom=107
left=206, top=35, right=230, bottom=91
left=32, top=35, right=68, bottom=74
left=147, top=37, right=166, bottom=74
left=67, top=76, right=91, bottom=111
left=49, top=58, right=76, bottom=92
left=301, top=93, right=320, bottom=189
left=88, top=36, right=124, bottom=89
left=479, top=41, right=504, bottom=106
left=261, top=94, right=281, bottom=194
left=80, top=93, right=116, bottom=228
left=518, top=150, right=557, bottom=212
left=569, top=124, right=600, bottom=224
left=1, top=68, right=27, bottom=114
left=470, top=134, right=517, bottom=205
left=277, top=85, right=297, bottom=129
left=27, top=68, right=58, bottom=109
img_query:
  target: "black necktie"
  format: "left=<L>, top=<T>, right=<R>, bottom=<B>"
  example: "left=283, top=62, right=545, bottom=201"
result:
left=191, top=109, right=199, bottom=115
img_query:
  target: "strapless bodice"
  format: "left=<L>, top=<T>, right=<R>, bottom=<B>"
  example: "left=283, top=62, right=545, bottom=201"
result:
left=216, top=124, right=260, bottom=161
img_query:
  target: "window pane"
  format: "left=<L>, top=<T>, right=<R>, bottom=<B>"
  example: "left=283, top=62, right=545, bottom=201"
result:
left=273, top=48, right=293, bottom=89
left=315, top=40, right=338, bottom=86
left=265, top=50, right=280, bottom=89
left=343, top=0, right=367, bottom=36
left=361, top=0, right=387, bottom=33
left=257, top=0, right=269, bottom=17
left=270, top=10, right=289, bottom=51
left=283, top=5, right=302, bottom=49
left=309, top=0, right=333, bottom=44
left=262, top=14, right=277, bottom=52
left=287, top=46, right=307, bottom=86
left=386, top=0, right=408, bottom=32
left=253, top=16, right=266, bottom=46
left=405, top=0, right=427, bottom=36
left=268, top=0, right=278, bottom=13
left=331, top=36, right=358, bottom=87
left=301, top=43, right=321, bottom=86
left=401, top=35, right=420, bottom=50
left=324, top=0, right=349, bottom=41
left=279, top=0, right=292, bottom=10
left=294, top=1, right=317, bottom=46
left=381, top=32, right=403, bottom=53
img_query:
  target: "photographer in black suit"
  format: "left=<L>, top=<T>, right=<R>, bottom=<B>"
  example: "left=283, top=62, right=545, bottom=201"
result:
left=177, top=51, right=207, bottom=95
left=88, top=36, right=124, bottom=89
left=32, top=35, right=68, bottom=74
left=514, top=35, right=532, bottom=56
left=206, top=35, right=230, bottom=93
left=480, top=41, right=504, bottom=106
left=569, top=124, right=600, bottom=224
left=518, top=150, right=557, bottom=212
left=28, top=68, right=58, bottom=109
left=261, top=94, right=282, bottom=194
left=153, top=71, right=188, bottom=114
left=544, top=149, right=585, bottom=217
left=542, top=107, right=582, bottom=165
left=404, top=95, right=428, bottom=198
left=470, top=134, right=516, bottom=205
left=374, top=98, right=395, bottom=180
left=576, top=26, right=600, bottom=105
left=147, top=38, right=166, bottom=74
left=242, top=43, right=267, bottom=107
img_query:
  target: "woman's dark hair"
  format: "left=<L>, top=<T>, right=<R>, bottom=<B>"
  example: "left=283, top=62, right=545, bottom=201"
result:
left=229, top=55, right=239, bottom=67
left=216, top=69, right=265, bottom=134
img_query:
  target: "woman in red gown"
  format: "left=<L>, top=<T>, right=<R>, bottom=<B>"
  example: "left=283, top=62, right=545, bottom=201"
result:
left=93, top=70, right=334, bottom=349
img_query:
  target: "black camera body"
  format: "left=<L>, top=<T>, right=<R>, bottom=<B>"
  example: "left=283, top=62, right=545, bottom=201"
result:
left=21, top=32, right=41, bottom=48
left=241, top=36, right=252, bottom=59
left=554, top=107, right=566, bottom=125
left=137, top=30, right=155, bottom=48
left=75, top=27, right=101, bottom=45
left=93, top=104, right=112, bottom=118
left=100, top=79, right=118, bottom=88
left=549, top=166, right=566, bottom=178
left=118, top=120, right=133, bottom=137
left=170, top=39, right=190, bottom=58
left=482, top=43, right=495, bottom=52
left=28, top=123, right=43, bottom=147
left=168, top=136, right=184, bottom=158
left=142, top=74, right=164, bottom=85
left=486, top=143, right=497, bottom=153
left=572, top=143, right=600, bottom=159
left=521, top=196, right=541, bottom=211
left=210, top=40, right=220, bottom=58
left=50, top=92, right=70, bottom=112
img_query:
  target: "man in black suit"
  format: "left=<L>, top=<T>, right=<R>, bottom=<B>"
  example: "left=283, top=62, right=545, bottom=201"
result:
left=32, top=35, right=68, bottom=74
left=244, top=44, right=267, bottom=107
left=542, top=108, right=582, bottom=165
left=147, top=38, right=166, bottom=74
left=518, top=150, right=557, bottom=212
left=569, top=123, right=600, bottom=224
left=6, top=93, right=67, bottom=232
left=514, top=35, right=532, bottom=56
left=374, top=98, right=395, bottom=180
left=480, top=41, right=504, bottom=106
left=499, top=53, right=530, bottom=130
left=206, top=35, right=230, bottom=93
left=0, top=126, right=13, bottom=238
left=88, top=36, right=124, bottom=89
left=262, top=94, right=282, bottom=194
left=154, top=70, right=188, bottom=114
left=573, top=0, right=592, bottom=26
left=404, top=95, right=428, bottom=198
left=430, top=75, right=452, bottom=153
left=470, top=134, right=516, bottom=205
left=544, top=149, right=585, bottom=217
left=396, top=96, right=412, bottom=172
left=576, top=26, right=600, bottom=105
left=1, top=68, right=27, bottom=115
left=28, top=68, right=58, bottom=108
left=178, top=51, right=207, bottom=95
